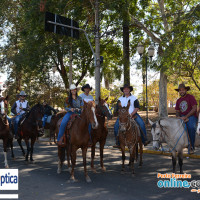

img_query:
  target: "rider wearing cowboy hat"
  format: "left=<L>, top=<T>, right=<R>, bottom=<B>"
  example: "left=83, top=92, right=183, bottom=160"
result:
left=79, top=84, right=94, bottom=103
left=175, top=83, right=198, bottom=154
left=57, top=84, right=83, bottom=145
left=114, top=84, right=150, bottom=147
left=11, top=91, right=30, bottom=139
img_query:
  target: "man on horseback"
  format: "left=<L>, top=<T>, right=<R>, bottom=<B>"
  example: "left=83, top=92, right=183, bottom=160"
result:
left=11, top=91, right=30, bottom=139
left=41, top=101, right=57, bottom=132
left=79, top=84, right=94, bottom=102
left=175, top=83, right=197, bottom=154
left=57, top=84, right=83, bottom=145
left=114, top=84, right=150, bottom=147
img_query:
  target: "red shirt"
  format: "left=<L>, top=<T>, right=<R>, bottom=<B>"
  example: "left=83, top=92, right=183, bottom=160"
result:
left=175, top=94, right=197, bottom=116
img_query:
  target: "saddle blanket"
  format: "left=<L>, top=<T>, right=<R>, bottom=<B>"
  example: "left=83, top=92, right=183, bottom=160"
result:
left=42, top=115, right=52, bottom=123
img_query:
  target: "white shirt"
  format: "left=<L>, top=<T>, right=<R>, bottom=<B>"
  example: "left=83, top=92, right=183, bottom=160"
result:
left=118, top=94, right=137, bottom=114
left=79, top=93, right=94, bottom=103
left=16, top=100, right=28, bottom=115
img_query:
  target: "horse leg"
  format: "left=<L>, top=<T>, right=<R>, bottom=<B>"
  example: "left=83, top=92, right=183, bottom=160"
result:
left=139, top=138, right=143, bottom=167
left=178, top=151, right=183, bottom=174
left=17, top=138, right=25, bottom=157
left=130, top=147, right=135, bottom=176
left=30, top=138, right=36, bottom=162
left=9, top=138, right=15, bottom=159
left=3, top=139, right=9, bottom=168
left=120, top=144, right=126, bottom=174
left=100, top=140, right=106, bottom=172
left=57, top=146, right=65, bottom=174
left=91, top=141, right=96, bottom=173
left=66, top=140, right=71, bottom=171
left=70, top=145, right=77, bottom=182
left=172, top=151, right=176, bottom=173
left=24, top=138, right=30, bottom=162
left=82, top=147, right=91, bottom=183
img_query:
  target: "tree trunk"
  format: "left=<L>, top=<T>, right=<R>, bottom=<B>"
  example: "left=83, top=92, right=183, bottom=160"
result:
left=123, top=24, right=130, bottom=85
left=105, top=78, right=109, bottom=89
left=159, top=69, right=168, bottom=117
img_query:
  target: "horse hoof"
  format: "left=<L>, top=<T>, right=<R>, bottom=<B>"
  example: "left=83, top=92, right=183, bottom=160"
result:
left=70, top=177, right=77, bottom=183
left=86, top=176, right=92, bottom=183
left=132, top=174, right=135, bottom=178
left=121, top=170, right=125, bottom=175
left=30, top=160, right=35, bottom=164
left=13, top=157, right=16, bottom=160
left=101, top=167, right=106, bottom=172
left=5, top=165, right=9, bottom=169
left=57, top=168, right=61, bottom=174
left=138, top=165, right=142, bottom=168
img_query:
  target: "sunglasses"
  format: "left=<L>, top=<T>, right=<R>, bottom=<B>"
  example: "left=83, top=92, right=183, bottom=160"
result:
left=20, top=96, right=26, bottom=97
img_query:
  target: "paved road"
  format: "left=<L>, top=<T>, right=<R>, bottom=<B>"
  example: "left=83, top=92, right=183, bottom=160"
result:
left=0, top=138, right=200, bottom=200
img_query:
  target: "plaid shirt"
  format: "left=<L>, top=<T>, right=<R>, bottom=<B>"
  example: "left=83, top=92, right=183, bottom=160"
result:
left=65, top=96, right=83, bottom=112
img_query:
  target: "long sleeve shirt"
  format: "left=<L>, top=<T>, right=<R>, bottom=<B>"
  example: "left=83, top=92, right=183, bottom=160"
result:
left=64, top=96, right=83, bottom=113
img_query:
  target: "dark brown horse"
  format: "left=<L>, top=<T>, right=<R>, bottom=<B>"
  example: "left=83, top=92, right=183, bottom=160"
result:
left=16, top=104, right=44, bottom=161
left=118, top=101, right=143, bottom=176
left=91, top=97, right=112, bottom=172
left=57, top=101, right=98, bottom=182
left=41, top=111, right=67, bottom=144
left=0, top=96, right=14, bottom=168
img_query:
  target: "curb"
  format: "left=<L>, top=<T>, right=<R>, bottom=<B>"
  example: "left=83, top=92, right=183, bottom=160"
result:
left=122, top=148, right=200, bottom=159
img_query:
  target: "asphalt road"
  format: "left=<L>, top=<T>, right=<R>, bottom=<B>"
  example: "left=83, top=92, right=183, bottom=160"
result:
left=0, top=138, right=200, bottom=200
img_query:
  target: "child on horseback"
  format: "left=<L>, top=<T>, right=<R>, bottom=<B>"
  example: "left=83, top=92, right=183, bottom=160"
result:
left=113, top=84, right=150, bottom=148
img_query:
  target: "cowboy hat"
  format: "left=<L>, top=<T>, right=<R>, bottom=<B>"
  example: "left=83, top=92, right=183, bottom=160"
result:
left=175, top=83, right=190, bottom=92
left=69, top=84, right=79, bottom=90
left=18, top=91, right=28, bottom=96
left=120, top=84, right=133, bottom=92
left=81, top=84, right=92, bottom=92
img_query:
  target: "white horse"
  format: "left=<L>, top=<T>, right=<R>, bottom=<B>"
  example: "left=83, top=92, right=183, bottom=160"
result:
left=196, top=113, right=200, bottom=136
left=149, top=118, right=200, bottom=173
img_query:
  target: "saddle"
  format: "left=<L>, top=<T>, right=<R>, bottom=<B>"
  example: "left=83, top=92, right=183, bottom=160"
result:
left=66, top=113, right=79, bottom=130
left=58, top=114, right=79, bottom=147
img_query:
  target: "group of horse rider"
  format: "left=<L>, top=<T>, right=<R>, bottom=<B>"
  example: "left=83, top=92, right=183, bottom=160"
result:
left=5, top=82, right=198, bottom=153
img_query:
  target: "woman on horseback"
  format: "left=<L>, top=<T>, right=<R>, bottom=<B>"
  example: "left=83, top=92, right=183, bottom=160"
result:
left=57, top=84, right=83, bottom=145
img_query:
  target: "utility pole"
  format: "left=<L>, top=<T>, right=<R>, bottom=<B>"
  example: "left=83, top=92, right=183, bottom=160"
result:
left=69, top=42, right=73, bottom=86
left=94, top=0, right=101, bottom=104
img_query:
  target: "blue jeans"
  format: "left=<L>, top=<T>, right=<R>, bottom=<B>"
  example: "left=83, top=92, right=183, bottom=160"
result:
left=14, top=114, right=23, bottom=136
left=185, top=115, right=197, bottom=149
left=57, top=111, right=73, bottom=141
left=114, top=113, right=147, bottom=144
left=42, top=114, right=48, bottom=128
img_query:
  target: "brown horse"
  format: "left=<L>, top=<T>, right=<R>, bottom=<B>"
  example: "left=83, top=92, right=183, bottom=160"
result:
left=57, top=101, right=98, bottom=182
left=118, top=101, right=143, bottom=176
left=91, top=97, right=112, bottom=172
left=15, top=104, right=44, bottom=161
left=0, top=96, right=14, bottom=168
left=41, top=111, right=67, bottom=144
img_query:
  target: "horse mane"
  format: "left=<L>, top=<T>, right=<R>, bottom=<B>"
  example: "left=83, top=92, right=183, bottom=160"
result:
left=25, top=103, right=42, bottom=118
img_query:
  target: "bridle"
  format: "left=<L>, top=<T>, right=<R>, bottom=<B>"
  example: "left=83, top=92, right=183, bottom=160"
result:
left=119, top=109, right=132, bottom=132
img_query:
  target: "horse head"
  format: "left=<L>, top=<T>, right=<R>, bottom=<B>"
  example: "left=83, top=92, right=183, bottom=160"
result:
left=0, top=96, right=8, bottom=116
left=118, top=100, right=130, bottom=132
left=27, top=103, right=44, bottom=123
left=196, top=113, right=200, bottom=136
left=83, top=100, right=98, bottom=129
left=97, top=97, right=112, bottom=120
left=149, top=119, right=163, bottom=150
